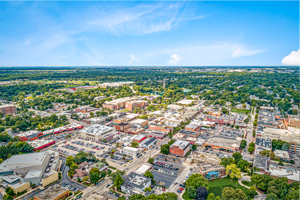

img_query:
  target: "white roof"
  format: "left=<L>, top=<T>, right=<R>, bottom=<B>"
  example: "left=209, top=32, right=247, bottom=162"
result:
left=177, top=99, right=196, bottom=105
left=81, top=124, right=114, bottom=135
left=123, top=146, right=140, bottom=152
left=131, top=119, right=147, bottom=124
left=135, top=163, right=152, bottom=175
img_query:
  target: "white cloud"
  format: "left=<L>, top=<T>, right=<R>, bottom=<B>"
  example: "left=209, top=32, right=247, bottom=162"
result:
left=281, top=49, right=300, bottom=66
left=128, top=55, right=140, bottom=65
left=80, top=2, right=206, bottom=36
left=169, top=53, right=180, bottom=64
left=232, top=45, right=264, bottom=58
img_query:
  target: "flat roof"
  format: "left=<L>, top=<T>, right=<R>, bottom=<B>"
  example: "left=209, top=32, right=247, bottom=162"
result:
left=177, top=99, right=196, bottom=105
left=35, top=186, right=69, bottom=200
left=81, top=124, right=114, bottom=135
left=170, top=140, right=190, bottom=149
left=124, top=146, right=140, bottom=152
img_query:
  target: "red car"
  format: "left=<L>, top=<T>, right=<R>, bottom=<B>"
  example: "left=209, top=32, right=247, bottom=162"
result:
left=179, top=188, right=184, bottom=191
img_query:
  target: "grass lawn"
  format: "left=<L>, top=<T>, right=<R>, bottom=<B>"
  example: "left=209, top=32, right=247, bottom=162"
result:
left=207, top=177, right=250, bottom=198
left=242, top=181, right=253, bottom=187
left=231, top=109, right=250, bottom=114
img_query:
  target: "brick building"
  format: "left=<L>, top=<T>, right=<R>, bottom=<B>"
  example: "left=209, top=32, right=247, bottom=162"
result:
left=0, top=104, right=16, bottom=116
left=125, top=100, right=149, bottom=111
left=169, top=140, right=191, bottom=156
left=288, top=115, right=300, bottom=128
left=114, top=123, right=130, bottom=132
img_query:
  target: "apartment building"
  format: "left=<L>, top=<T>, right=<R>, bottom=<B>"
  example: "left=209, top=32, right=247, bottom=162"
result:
left=103, top=97, right=138, bottom=110
left=288, top=115, right=300, bottom=128
left=125, top=100, right=148, bottom=111
left=0, top=104, right=16, bottom=116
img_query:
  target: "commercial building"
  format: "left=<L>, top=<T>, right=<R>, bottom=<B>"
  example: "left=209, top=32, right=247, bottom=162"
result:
left=176, top=99, right=196, bottom=105
left=0, top=150, right=60, bottom=189
left=130, top=119, right=148, bottom=128
left=27, top=139, right=56, bottom=151
left=204, top=115, right=235, bottom=125
left=79, top=124, right=115, bottom=141
left=34, top=186, right=69, bottom=200
left=257, top=110, right=280, bottom=128
left=258, top=128, right=300, bottom=154
left=274, top=150, right=290, bottom=162
left=148, top=125, right=171, bottom=134
left=18, top=130, right=43, bottom=142
left=135, top=163, right=152, bottom=175
left=114, top=122, right=130, bottom=132
left=0, top=104, right=16, bottom=116
left=82, top=117, right=107, bottom=124
left=119, top=147, right=142, bottom=158
left=169, top=140, right=191, bottom=156
left=253, top=155, right=270, bottom=175
left=204, top=136, right=241, bottom=153
left=121, top=172, right=151, bottom=194
left=132, top=134, right=147, bottom=143
left=75, top=106, right=97, bottom=113
left=140, top=137, right=157, bottom=149
left=125, top=100, right=149, bottom=111
left=198, top=163, right=226, bottom=180
left=185, top=124, right=201, bottom=132
left=255, top=138, right=272, bottom=155
left=260, top=106, right=275, bottom=111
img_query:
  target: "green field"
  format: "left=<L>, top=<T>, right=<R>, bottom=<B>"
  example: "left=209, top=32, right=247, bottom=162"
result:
left=183, top=177, right=250, bottom=199
left=231, top=109, right=250, bottom=114
left=207, top=177, right=249, bottom=198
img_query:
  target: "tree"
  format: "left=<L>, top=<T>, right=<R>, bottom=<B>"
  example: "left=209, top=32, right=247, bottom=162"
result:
left=148, top=157, right=154, bottom=164
left=192, top=144, right=197, bottom=151
left=186, top=174, right=208, bottom=191
left=131, top=141, right=139, bottom=148
left=144, top=187, right=151, bottom=192
left=292, top=109, right=298, bottom=115
left=70, top=163, right=79, bottom=171
left=285, top=188, right=300, bottom=200
left=281, top=142, right=290, bottom=151
left=232, top=152, right=243, bottom=164
left=290, top=159, right=295, bottom=164
left=144, top=171, right=154, bottom=179
left=248, top=146, right=254, bottom=154
left=196, top=186, right=208, bottom=200
left=90, top=168, right=100, bottom=184
left=90, top=112, right=95, bottom=118
left=240, top=140, right=247, bottom=149
left=237, top=159, right=250, bottom=172
left=187, top=186, right=196, bottom=199
left=278, top=160, right=284, bottom=166
left=114, top=174, right=124, bottom=189
left=207, top=193, right=215, bottom=200
left=220, top=157, right=235, bottom=168
left=226, top=164, right=242, bottom=180
left=266, top=193, right=279, bottom=200
left=221, top=187, right=247, bottom=200
left=160, top=144, right=170, bottom=154
left=251, top=174, right=274, bottom=191
left=247, top=186, right=257, bottom=198
left=110, top=170, right=126, bottom=182
left=100, top=171, right=107, bottom=178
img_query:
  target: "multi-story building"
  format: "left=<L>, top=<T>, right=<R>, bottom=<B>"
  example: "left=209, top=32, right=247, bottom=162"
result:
left=103, top=97, right=138, bottom=110
left=140, top=137, right=157, bottom=149
left=198, top=163, right=226, bottom=180
left=132, top=134, right=147, bottom=143
left=204, top=136, right=241, bottom=153
left=121, top=172, right=151, bottom=194
left=169, top=140, right=191, bottom=156
left=119, top=147, right=142, bottom=158
left=258, top=128, right=300, bottom=154
left=130, top=119, right=148, bottom=128
left=125, top=100, right=149, bottom=111
left=0, top=104, right=16, bottom=116
left=114, top=122, right=130, bottom=132
left=0, top=150, right=60, bottom=189
left=260, top=106, right=275, bottom=111
left=204, top=115, right=235, bottom=125
left=75, top=106, right=97, bottom=113
left=257, top=110, right=280, bottom=128
left=79, top=124, right=115, bottom=141
left=288, top=115, right=300, bottom=128
left=255, top=138, right=272, bottom=155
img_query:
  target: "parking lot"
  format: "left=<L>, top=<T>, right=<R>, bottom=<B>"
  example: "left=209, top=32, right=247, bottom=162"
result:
left=53, top=138, right=113, bottom=158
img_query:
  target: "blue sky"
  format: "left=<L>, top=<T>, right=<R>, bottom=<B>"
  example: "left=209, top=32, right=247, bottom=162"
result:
left=0, top=1, right=298, bottom=66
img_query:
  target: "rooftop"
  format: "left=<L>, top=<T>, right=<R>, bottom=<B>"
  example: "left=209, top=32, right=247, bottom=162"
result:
left=253, top=155, right=270, bottom=169
left=81, top=124, right=114, bottom=136
left=35, top=186, right=69, bottom=200
left=170, top=140, right=190, bottom=149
